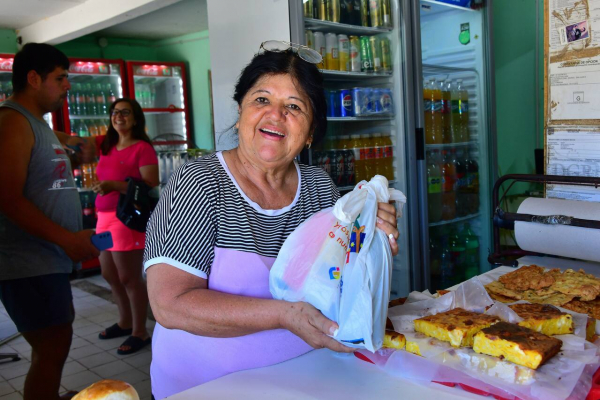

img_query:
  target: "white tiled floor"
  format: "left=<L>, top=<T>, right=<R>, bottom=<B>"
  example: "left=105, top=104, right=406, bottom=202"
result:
left=0, top=274, right=154, bottom=400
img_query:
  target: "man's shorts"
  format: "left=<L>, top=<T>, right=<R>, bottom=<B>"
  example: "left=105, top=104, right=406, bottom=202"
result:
left=0, top=273, right=74, bottom=333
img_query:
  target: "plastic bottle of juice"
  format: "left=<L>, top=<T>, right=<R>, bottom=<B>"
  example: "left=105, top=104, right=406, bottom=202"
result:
left=457, top=79, right=469, bottom=142
left=98, top=119, right=108, bottom=136
left=450, top=80, right=460, bottom=143
left=440, top=79, right=452, bottom=143
left=360, top=133, right=373, bottom=180
left=465, top=146, right=480, bottom=214
left=426, top=149, right=443, bottom=223
left=441, top=149, right=456, bottom=220
left=381, top=131, right=394, bottom=181
left=350, top=133, right=365, bottom=182
left=85, top=84, right=97, bottom=116
left=88, top=120, right=99, bottom=137
left=424, top=79, right=442, bottom=144
left=460, top=223, right=480, bottom=279
left=371, top=132, right=383, bottom=177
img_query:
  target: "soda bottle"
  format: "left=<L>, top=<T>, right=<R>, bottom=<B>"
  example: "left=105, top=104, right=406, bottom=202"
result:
left=81, top=163, right=93, bottom=188
left=440, top=80, right=452, bottom=143
left=381, top=131, right=394, bottom=181
left=88, top=120, right=100, bottom=137
left=441, top=149, right=456, bottom=220
left=371, top=132, right=383, bottom=178
left=460, top=223, right=480, bottom=279
left=465, top=147, right=480, bottom=214
left=5, top=82, right=12, bottom=97
left=332, top=135, right=345, bottom=186
left=70, top=119, right=78, bottom=136
left=429, top=227, right=442, bottom=288
left=426, top=149, right=443, bottom=223
left=150, top=85, right=156, bottom=108
left=438, top=225, right=454, bottom=289
left=457, top=79, right=469, bottom=142
left=73, top=168, right=82, bottom=188
left=322, top=135, right=334, bottom=180
left=453, top=148, right=468, bottom=217
left=449, top=226, right=466, bottom=284
left=85, top=83, right=97, bottom=115
left=96, top=83, right=108, bottom=115
left=450, top=80, right=461, bottom=143
left=78, top=120, right=90, bottom=137
left=67, top=86, right=74, bottom=115
left=75, top=83, right=87, bottom=116
left=339, top=134, right=355, bottom=186
left=424, top=78, right=442, bottom=144
left=106, top=83, right=116, bottom=104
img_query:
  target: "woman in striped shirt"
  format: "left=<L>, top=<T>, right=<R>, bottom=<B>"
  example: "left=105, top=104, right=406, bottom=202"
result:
left=143, top=43, right=400, bottom=399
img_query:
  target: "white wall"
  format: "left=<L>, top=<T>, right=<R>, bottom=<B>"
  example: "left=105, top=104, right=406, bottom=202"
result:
left=207, top=0, right=291, bottom=150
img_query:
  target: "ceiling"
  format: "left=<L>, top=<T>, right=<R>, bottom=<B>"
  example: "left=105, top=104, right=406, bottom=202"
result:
left=95, top=0, right=208, bottom=40
left=0, top=0, right=208, bottom=41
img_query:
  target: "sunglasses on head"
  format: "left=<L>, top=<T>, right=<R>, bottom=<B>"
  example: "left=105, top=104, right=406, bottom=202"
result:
left=259, top=40, right=323, bottom=64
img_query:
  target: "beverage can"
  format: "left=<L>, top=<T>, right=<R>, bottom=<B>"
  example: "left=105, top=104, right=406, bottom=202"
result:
left=326, top=89, right=338, bottom=117
left=313, top=32, right=326, bottom=69
left=359, top=36, right=373, bottom=72
left=349, top=36, right=361, bottom=72
left=369, top=36, right=381, bottom=73
left=325, top=33, right=339, bottom=70
left=318, top=0, right=328, bottom=20
left=382, top=0, right=392, bottom=27
left=305, top=30, right=315, bottom=50
left=338, top=34, right=350, bottom=71
left=339, top=89, right=354, bottom=117
left=328, top=0, right=340, bottom=22
left=304, top=0, right=314, bottom=18
left=360, top=0, right=369, bottom=26
left=380, top=88, right=393, bottom=113
left=369, top=0, right=382, bottom=27
left=380, top=37, right=391, bottom=73
left=340, top=0, right=352, bottom=24
left=371, top=89, right=382, bottom=113
left=352, top=87, right=371, bottom=116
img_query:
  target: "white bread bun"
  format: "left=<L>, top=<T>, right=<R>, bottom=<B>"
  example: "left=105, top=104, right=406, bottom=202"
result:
left=72, top=380, right=139, bottom=400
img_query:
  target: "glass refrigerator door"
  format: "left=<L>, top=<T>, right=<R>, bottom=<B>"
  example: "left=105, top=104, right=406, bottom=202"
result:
left=418, top=0, right=492, bottom=291
left=66, top=60, right=125, bottom=137
left=295, top=0, right=411, bottom=297
left=130, top=63, right=188, bottom=150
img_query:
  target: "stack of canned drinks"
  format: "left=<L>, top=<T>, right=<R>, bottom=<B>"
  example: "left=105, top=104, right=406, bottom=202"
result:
left=326, top=87, right=394, bottom=117
left=306, top=31, right=392, bottom=74
left=303, top=0, right=393, bottom=29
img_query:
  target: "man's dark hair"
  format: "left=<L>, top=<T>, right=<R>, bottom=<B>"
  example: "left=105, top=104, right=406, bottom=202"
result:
left=233, top=49, right=327, bottom=145
left=12, top=43, right=70, bottom=93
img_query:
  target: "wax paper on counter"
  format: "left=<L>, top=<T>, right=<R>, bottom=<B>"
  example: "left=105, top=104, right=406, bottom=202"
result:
left=381, top=276, right=600, bottom=400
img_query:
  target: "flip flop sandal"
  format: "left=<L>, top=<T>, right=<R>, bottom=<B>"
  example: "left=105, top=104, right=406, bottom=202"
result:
left=98, top=323, right=133, bottom=340
left=117, top=336, right=151, bottom=355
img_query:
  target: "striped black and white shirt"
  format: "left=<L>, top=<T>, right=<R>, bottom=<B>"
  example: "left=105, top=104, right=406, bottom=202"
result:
left=144, top=151, right=340, bottom=278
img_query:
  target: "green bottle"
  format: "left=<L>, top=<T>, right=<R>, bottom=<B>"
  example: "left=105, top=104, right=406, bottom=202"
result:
left=460, top=223, right=480, bottom=279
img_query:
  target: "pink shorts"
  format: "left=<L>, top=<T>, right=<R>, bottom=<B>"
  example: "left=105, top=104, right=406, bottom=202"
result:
left=96, top=211, right=145, bottom=252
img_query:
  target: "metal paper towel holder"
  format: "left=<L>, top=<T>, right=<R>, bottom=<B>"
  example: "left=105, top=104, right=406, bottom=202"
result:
left=489, top=174, right=600, bottom=267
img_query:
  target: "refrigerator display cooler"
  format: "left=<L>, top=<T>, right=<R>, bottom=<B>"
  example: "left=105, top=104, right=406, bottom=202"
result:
left=126, top=61, right=191, bottom=151
left=0, top=53, right=55, bottom=128
left=207, top=0, right=495, bottom=296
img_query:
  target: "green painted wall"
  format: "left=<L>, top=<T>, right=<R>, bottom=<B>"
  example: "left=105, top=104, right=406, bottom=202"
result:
left=0, top=29, right=17, bottom=54
left=155, top=31, right=212, bottom=150
left=493, top=0, right=540, bottom=180
left=56, top=36, right=158, bottom=61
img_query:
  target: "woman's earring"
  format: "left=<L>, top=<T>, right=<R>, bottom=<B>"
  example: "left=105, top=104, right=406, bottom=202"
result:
left=233, top=122, right=239, bottom=134
left=307, top=142, right=312, bottom=149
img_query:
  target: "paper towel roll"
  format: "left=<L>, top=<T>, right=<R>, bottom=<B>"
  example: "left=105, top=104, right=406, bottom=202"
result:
left=515, top=198, right=600, bottom=263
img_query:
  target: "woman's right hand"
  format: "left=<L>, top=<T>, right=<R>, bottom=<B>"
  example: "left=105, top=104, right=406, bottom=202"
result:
left=280, top=301, right=354, bottom=353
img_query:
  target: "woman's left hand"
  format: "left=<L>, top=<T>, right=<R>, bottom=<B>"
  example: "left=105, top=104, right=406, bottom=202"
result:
left=376, top=202, right=399, bottom=256
left=91, top=181, right=114, bottom=196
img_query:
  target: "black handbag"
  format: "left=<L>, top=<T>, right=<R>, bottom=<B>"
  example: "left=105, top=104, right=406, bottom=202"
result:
left=116, top=178, right=159, bottom=232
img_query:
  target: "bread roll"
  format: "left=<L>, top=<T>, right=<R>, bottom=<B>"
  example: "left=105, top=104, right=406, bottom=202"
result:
left=72, top=380, right=139, bottom=400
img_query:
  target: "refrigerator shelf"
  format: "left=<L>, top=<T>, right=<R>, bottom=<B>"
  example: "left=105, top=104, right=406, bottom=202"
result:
left=420, top=0, right=477, bottom=14
left=429, top=213, right=481, bottom=227
left=320, top=70, right=392, bottom=80
left=328, top=115, right=394, bottom=121
left=304, top=18, right=392, bottom=35
left=423, top=64, right=478, bottom=76
left=70, top=115, right=109, bottom=120
left=425, top=141, right=477, bottom=149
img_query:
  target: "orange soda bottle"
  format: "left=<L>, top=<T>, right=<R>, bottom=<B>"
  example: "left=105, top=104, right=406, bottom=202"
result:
left=351, top=134, right=366, bottom=182
left=381, top=131, right=394, bottom=181
left=424, top=78, right=442, bottom=144
left=360, top=133, right=373, bottom=180
left=371, top=132, right=383, bottom=177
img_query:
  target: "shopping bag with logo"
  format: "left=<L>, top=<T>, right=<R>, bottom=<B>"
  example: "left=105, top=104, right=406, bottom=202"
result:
left=269, top=176, right=406, bottom=352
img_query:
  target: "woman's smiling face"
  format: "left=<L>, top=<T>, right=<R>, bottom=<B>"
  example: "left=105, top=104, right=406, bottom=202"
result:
left=236, top=73, right=314, bottom=169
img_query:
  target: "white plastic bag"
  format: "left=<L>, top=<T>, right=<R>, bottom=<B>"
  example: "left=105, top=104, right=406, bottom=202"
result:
left=269, top=176, right=406, bottom=352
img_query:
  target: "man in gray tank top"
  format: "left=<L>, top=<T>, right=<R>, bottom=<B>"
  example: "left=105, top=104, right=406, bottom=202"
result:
left=0, top=43, right=100, bottom=400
